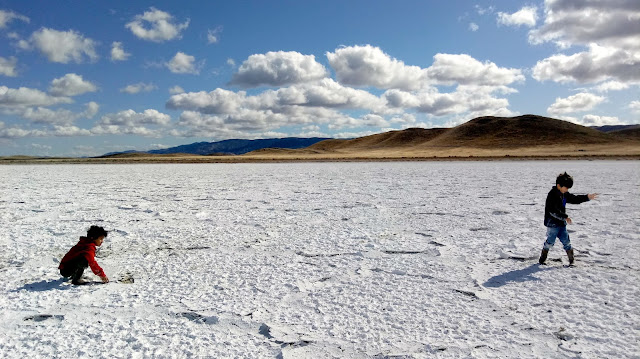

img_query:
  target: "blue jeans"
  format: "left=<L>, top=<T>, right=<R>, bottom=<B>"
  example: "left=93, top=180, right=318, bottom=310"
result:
left=543, top=226, right=571, bottom=250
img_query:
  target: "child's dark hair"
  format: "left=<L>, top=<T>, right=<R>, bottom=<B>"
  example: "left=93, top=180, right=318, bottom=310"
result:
left=87, top=225, right=108, bottom=240
left=556, top=172, right=573, bottom=188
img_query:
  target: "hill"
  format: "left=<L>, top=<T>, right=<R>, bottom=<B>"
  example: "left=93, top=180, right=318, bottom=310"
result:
left=247, top=115, right=640, bottom=158
left=147, top=137, right=331, bottom=156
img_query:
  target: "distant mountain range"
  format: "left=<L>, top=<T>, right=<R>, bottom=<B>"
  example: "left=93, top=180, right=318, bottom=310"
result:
left=100, top=137, right=331, bottom=157
left=99, top=116, right=639, bottom=158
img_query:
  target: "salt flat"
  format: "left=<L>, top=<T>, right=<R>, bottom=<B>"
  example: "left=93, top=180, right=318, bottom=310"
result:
left=0, top=161, right=638, bottom=358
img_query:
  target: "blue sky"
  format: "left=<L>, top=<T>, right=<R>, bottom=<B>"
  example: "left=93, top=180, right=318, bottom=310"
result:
left=0, top=0, right=638, bottom=156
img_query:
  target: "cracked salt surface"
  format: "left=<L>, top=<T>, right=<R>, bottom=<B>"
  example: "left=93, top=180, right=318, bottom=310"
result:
left=1, top=161, right=638, bottom=358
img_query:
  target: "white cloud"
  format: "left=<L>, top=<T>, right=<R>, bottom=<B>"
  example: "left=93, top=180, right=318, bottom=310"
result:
left=126, top=7, right=189, bottom=42
left=207, top=26, right=222, bottom=44
left=168, top=79, right=385, bottom=115
left=230, top=51, right=329, bottom=88
left=92, top=109, right=171, bottom=137
left=327, top=45, right=425, bottom=90
left=547, top=92, right=605, bottom=115
left=529, top=0, right=640, bottom=51
left=0, top=86, right=73, bottom=107
left=593, top=80, right=631, bottom=93
left=227, top=58, right=236, bottom=67
left=120, top=82, right=156, bottom=94
left=383, top=85, right=516, bottom=118
left=497, top=6, right=538, bottom=27
left=327, top=45, right=524, bottom=91
left=17, top=102, right=98, bottom=126
left=426, top=53, right=525, bottom=86
left=529, top=0, right=640, bottom=85
left=28, top=28, right=98, bottom=64
left=0, top=123, right=92, bottom=139
left=0, top=56, right=18, bottom=77
left=630, top=101, right=640, bottom=113
left=169, top=85, right=185, bottom=94
left=579, top=114, right=621, bottom=126
left=49, top=73, right=98, bottom=97
left=0, top=9, right=29, bottom=28
left=166, top=52, right=201, bottom=74
left=361, top=114, right=389, bottom=127
left=469, top=23, right=479, bottom=32
left=84, top=101, right=99, bottom=118
left=111, top=42, right=131, bottom=61
left=475, top=5, right=495, bottom=15
left=532, top=44, right=640, bottom=84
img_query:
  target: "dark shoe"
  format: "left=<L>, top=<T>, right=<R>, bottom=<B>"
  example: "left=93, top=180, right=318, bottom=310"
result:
left=539, top=249, right=549, bottom=265
left=71, top=278, right=90, bottom=285
left=566, top=249, right=575, bottom=265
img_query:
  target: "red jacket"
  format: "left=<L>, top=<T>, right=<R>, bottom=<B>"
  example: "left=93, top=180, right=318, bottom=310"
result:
left=59, top=237, right=106, bottom=277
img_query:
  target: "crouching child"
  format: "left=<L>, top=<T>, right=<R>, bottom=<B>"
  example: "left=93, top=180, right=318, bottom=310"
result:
left=539, top=172, right=598, bottom=266
left=59, top=226, right=110, bottom=285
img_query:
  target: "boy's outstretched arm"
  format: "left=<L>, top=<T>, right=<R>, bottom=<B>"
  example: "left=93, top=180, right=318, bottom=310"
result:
left=588, top=193, right=599, bottom=200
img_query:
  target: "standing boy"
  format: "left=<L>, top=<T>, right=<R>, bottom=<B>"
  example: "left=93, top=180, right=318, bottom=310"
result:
left=59, top=226, right=110, bottom=285
left=539, top=172, right=598, bottom=266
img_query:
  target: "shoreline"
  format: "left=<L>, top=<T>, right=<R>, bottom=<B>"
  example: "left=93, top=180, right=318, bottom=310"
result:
left=2, top=154, right=639, bottom=164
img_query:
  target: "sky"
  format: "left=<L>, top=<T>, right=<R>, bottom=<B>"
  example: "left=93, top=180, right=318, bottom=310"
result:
left=0, top=0, right=638, bottom=157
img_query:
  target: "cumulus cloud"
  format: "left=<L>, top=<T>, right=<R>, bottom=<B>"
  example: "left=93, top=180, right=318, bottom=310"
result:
left=92, top=109, right=171, bottom=137
left=629, top=100, right=640, bottom=113
left=426, top=53, right=525, bottom=86
left=469, top=23, right=479, bottom=32
left=27, top=28, right=98, bottom=64
left=120, top=82, right=156, bottom=94
left=327, top=45, right=524, bottom=91
left=0, top=56, right=18, bottom=77
left=126, top=7, right=189, bottom=42
left=19, top=102, right=98, bottom=126
left=383, top=85, right=516, bottom=118
left=0, top=9, right=29, bottom=28
left=529, top=0, right=640, bottom=85
left=111, top=41, right=131, bottom=61
left=327, top=45, right=425, bottom=90
left=169, top=85, right=185, bottom=94
left=532, top=44, right=640, bottom=84
left=547, top=92, right=605, bottom=115
left=230, top=51, right=329, bottom=88
left=593, top=80, right=631, bottom=93
left=0, top=86, right=73, bottom=107
left=168, top=79, right=384, bottom=115
left=207, top=26, right=222, bottom=44
left=579, top=114, right=621, bottom=126
left=166, top=52, right=201, bottom=74
left=49, top=73, right=98, bottom=97
left=529, top=0, right=639, bottom=50
left=497, top=6, right=538, bottom=27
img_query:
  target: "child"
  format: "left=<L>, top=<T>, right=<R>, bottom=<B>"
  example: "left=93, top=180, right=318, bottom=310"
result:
left=59, top=226, right=110, bottom=285
left=539, top=172, right=598, bottom=266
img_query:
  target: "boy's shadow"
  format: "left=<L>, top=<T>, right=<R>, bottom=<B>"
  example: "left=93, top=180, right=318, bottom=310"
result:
left=483, top=264, right=556, bottom=288
left=14, top=278, right=69, bottom=292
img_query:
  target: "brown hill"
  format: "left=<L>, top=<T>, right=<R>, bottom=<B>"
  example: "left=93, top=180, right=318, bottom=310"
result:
left=309, top=127, right=448, bottom=151
left=608, top=125, right=640, bottom=140
left=245, top=115, right=639, bottom=158
left=422, top=115, right=618, bottom=148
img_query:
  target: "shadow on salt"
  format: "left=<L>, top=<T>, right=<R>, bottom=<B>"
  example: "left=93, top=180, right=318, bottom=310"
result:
left=14, top=278, right=69, bottom=292
left=483, top=264, right=557, bottom=288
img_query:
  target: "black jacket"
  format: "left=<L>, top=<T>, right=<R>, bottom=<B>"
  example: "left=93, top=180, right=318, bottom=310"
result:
left=544, top=186, right=590, bottom=227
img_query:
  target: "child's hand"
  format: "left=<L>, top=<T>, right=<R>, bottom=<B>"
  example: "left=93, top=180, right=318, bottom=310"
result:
left=566, top=217, right=573, bottom=225
left=100, top=276, right=110, bottom=283
left=588, top=193, right=599, bottom=200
